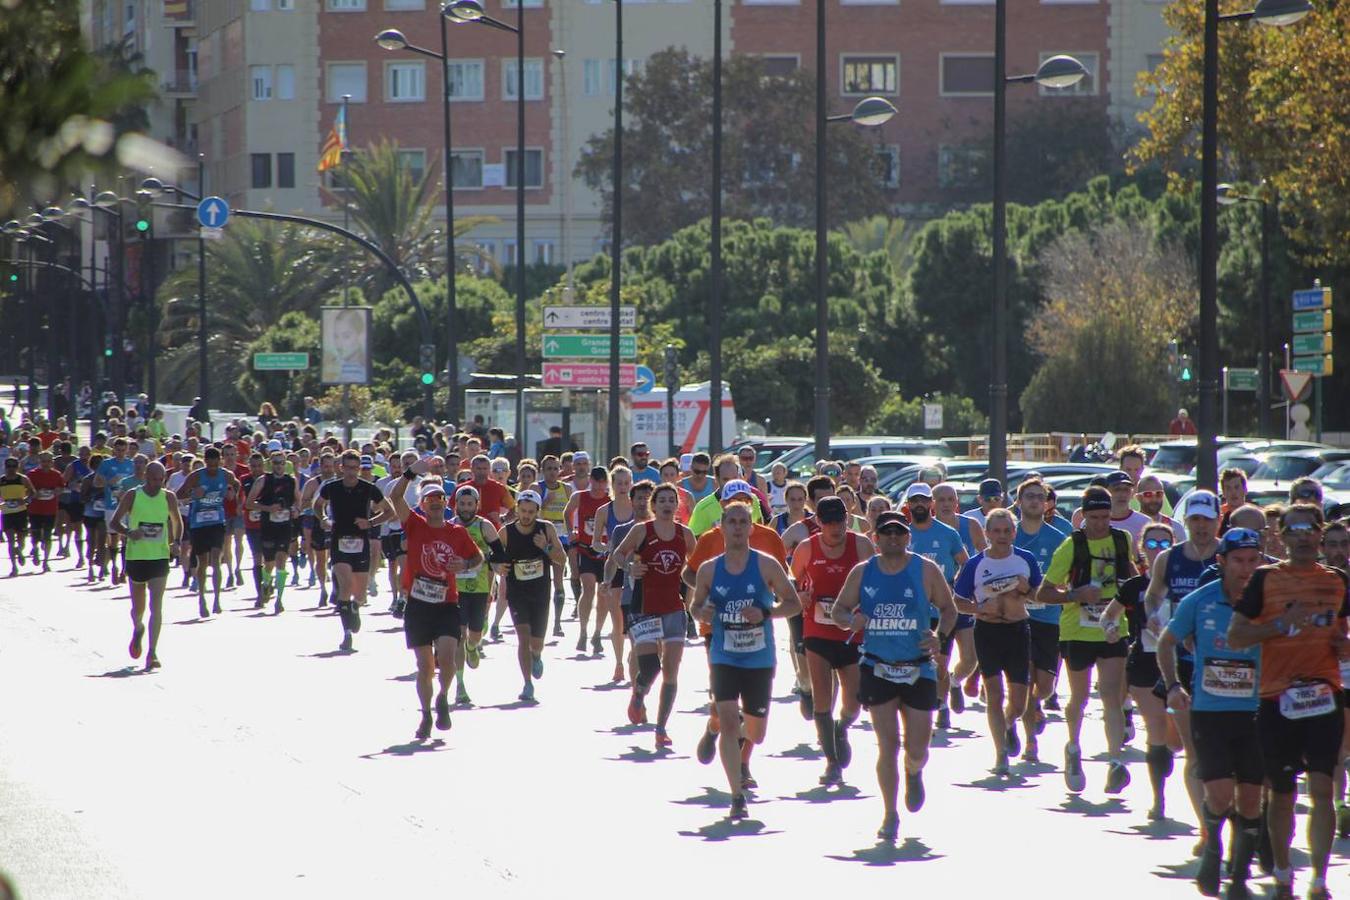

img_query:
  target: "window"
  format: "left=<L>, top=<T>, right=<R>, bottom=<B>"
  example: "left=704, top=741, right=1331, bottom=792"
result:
left=251, top=153, right=272, bottom=189
left=277, top=0, right=294, bottom=9
left=447, top=60, right=484, bottom=101
left=533, top=241, right=554, bottom=265
left=760, top=56, right=799, bottom=78
left=609, top=59, right=640, bottom=94
left=327, top=0, right=365, bottom=9
left=503, top=58, right=544, bottom=101
left=326, top=63, right=367, bottom=102
left=473, top=242, right=495, bottom=274
left=940, top=54, right=995, bottom=96
left=842, top=55, right=899, bottom=96
left=386, top=61, right=426, bottom=101
left=741, top=0, right=800, bottom=5
left=502, top=240, right=518, bottom=267
left=875, top=145, right=900, bottom=188
left=503, top=0, right=544, bottom=6
left=384, top=0, right=424, bottom=7
left=842, top=0, right=898, bottom=5
left=938, top=145, right=989, bottom=189
left=250, top=65, right=273, bottom=101
left=504, top=148, right=544, bottom=188
left=276, top=64, right=295, bottom=100
left=250, top=0, right=270, bottom=10
left=581, top=59, right=639, bottom=96
left=397, top=149, right=426, bottom=184
left=277, top=153, right=295, bottom=188
left=1146, top=53, right=1165, bottom=73
left=1038, top=51, right=1098, bottom=96
left=451, top=150, right=484, bottom=189
left=583, top=59, right=602, bottom=96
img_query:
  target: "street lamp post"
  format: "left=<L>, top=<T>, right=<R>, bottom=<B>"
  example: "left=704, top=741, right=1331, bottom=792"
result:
left=1218, top=182, right=1275, bottom=438
left=445, top=0, right=527, bottom=444
left=814, top=0, right=896, bottom=462
left=989, top=4, right=1089, bottom=485
left=1196, top=0, right=1310, bottom=489
left=91, top=190, right=129, bottom=410
left=374, top=24, right=461, bottom=423
left=604, top=0, right=624, bottom=459
left=708, top=0, right=724, bottom=454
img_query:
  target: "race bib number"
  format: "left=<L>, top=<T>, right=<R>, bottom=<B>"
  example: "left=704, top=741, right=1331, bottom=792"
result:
left=513, top=558, right=545, bottom=581
left=875, top=662, right=919, bottom=685
left=1278, top=682, right=1336, bottom=720
left=337, top=536, right=365, bottom=554
left=2, top=499, right=21, bottom=512
left=409, top=574, right=448, bottom=604
left=813, top=597, right=835, bottom=626
left=454, top=564, right=480, bottom=582
left=196, top=508, right=224, bottom=525
left=629, top=615, right=664, bottom=645
left=1340, top=658, right=1350, bottom=686
left=246, top=510, right=261, bottom=523
left=90, top=498, right=106, bottom=513
left=1025, top=600, right=1046, bottom=611
left=1078, top=602, right=1108, bottom=629
left=136, top=522, right=164, bottom=540
left=36, top=489, right=56, bottom=501
left=1201, top=657, right=1256, bottom=699
left=268, top=509, right=291, bottom=523
left=723, top=624, right=766, bottom=654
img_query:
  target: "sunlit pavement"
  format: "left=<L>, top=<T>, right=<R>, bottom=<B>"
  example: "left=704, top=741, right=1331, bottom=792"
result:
left=2, top=556, right=1345, bottom=899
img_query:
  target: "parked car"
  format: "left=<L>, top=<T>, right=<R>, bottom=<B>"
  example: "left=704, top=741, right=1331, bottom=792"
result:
left=1249, top=449, right=1350, bottom=484
left=1149, top=439, right=1249, bottom=474
left=849, top=454, right=950, bottom=482
left=773, top=436, right=953, bottom=477
left=729, top=437, right=810, bottom=470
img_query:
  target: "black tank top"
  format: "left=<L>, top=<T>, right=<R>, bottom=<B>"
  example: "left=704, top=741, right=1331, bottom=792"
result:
left=505, top=521, right=551, bottom=591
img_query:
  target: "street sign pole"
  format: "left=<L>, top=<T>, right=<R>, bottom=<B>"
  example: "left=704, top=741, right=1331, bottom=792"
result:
left=1221, top=367, right=1228, bottom=437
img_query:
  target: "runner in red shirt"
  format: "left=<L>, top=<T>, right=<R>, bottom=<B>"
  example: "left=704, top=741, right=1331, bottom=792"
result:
left=466, top=453, right=510, bottom=527
left=26, top=451, right=66, bottom=571
left=389, top=469, right=483, bottom=740
left=792, top=495, right=875, bottom=786
left=563, top=466, right=612, bottom=653
left=607, top=483, right=695, bottom=748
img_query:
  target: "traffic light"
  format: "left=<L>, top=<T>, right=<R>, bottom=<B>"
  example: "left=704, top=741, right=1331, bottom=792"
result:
left=1179, top=354, right=1194, bottom=383
left=135, top=216, right=150, bottom=234
left=418, top=343, right=436, bottom=386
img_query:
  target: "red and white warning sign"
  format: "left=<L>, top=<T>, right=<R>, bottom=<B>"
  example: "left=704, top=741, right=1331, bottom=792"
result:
left=1279, top=369, right=1313, bottom=403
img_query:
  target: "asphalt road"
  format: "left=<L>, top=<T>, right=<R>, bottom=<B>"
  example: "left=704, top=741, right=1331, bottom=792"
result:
left=1, top=551, right=1346, bottom=899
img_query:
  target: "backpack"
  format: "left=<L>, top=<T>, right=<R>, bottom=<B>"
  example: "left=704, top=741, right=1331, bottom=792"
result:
left=1069, top=527, right=1132, bottom=589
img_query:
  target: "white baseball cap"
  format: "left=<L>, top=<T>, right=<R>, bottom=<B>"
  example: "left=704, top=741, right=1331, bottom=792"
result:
left=516, top=489, right=543, bottom=507
left=1185, top=489, right=1220, bottom=520
left=904, top=483, right=933, bottom=500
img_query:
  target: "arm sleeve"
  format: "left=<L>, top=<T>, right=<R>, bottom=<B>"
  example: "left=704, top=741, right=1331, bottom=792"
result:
left=1234, top=568, right=1268, bottom=620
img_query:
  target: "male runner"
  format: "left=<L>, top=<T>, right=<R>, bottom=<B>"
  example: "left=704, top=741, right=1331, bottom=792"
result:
left=833, top=510, right=956, bottom=841
left=246, top=449, right=298, bottom=614
left=680, top=452, right=716, bottom=504
left=689, top=502, right=801, bottom=820
left=109, top=461, right=181, bottom=671
left=1012, top=476, right=1068, bottom=761
left=493, top=490, right=567, bottom=703
left=1321, top=521, right=1350, bottom=838
left=177, top=446, right=240, bottom=618
left=94, top=437, right=135, bottom=584
left=564, top=465, right=611, bottom=652
left=315, top=450, right=393, bottom=652
left=1, top=458, right=32, bottom=575
left=1137, top=474, right=1186, bottom=542
left=1228, top=503, right=1348, bottom=900
left=934, top=481, right=985, bottom=708
left=534, top=454, right=573, bottom=636
left=449, top=483, right=502, bottom=706
left=903, top=482, right=968, bottom=729
left=299, top=452, right=336, bottom=605
left=25, top=451, right=63, bottom=572
left=375, top=451, right=410, bottom=618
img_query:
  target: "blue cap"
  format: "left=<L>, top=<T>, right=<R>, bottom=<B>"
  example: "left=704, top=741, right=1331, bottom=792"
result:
left=1218, top=528, right=1262, bottom=554
left=978, top=478, right=1003, bottom=499
left=359, top=454, right=373, bottom=468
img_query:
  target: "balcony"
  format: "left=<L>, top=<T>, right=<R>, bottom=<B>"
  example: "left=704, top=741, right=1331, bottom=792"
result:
left=162, top=70, right=198, bottom=96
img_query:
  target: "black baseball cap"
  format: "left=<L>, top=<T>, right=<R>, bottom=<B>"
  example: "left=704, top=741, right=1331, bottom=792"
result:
left=1081, top=486, right=1112, bottom=512
left=816, top=496, right=848, bottom=524
left=874, top=511, right=910, bottom=534
left=590, top=465, right=608, bottom=481
left=1105, top=471, right=1134, bottom=488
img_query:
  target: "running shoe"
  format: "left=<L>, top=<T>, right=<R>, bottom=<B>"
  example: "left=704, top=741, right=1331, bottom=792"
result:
left=212, top=598, right=222, bottom=615
left=819, top=762, right=844, bottom=786
left=1063, top=743, right=1086, bottom=793
left=612, top=663, right=624, bottom=683
left=223, top=573, right=234, bottom=589
left=877, top=813, right=900, bottom=842
left=949, top=686, right=965, bottom=714
left=318, top=591, right=329, bottom=608
left=415, top=711, right=433, bottom=741
left=274, top=597, right=284, bottom=614
left=1305, top=886, right=1331, bottom=900
left=339, top=632, right=354, bottom=652
left=532, top=654, right=544, bottom=680
left=1022, top=739, right=1039, bottom=764
left=696, top=727, right=717, bottom=765
left=575, top=633, right=586, bottom=653
left=456, top=683, right=472, bottom=706
left=552, top=624, right=565, bottom=638
left=1223, top=881, right=1250, bottom=900
left=993, top=754, right=1011, bottom=778
left=591, top=634, right=603, bottom=657
left=466, top=642, right=481, bottom=670
left=835, top=722, right=853, bottom=768
left=936, top=707, right=951, bottom=730
left=198, top=599, right=210, bottom=619
left=1270, top=885, right=1294, bottom=900
left=254, top=596, right=265, bottom=610
left=741, top=766, right=757, bottom=791
left=129, top=624, right=145, bottom=660
left=1104, top=761, right=1131, bottom=795
left=434, top=694, right=452, bottom=731
left=1044, top=694, right=1060, bottom=711
left=904, top=771, right=925, bottom=812
left=144, top=654, right=161, bottom=671
left=1147, top=804, right=1165, bottom=822
left=1005, top=726, right=1021, bottom=759
left=729, top=794, right=748, bottom=821
left=1195, top=850, right=1221, bottom=898
left=518, top=682, right=536, bottom=704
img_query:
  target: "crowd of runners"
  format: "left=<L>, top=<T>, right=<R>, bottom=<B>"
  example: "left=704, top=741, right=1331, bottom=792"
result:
left=1, top=410, right=1347, bottom=899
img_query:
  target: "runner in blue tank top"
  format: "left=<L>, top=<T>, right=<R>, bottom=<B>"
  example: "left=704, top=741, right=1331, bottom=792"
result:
left=832, top=510, right=957, bottom=843
left=1012, top=476, right=1070, bottom=763
left=690, top=501, right=801, bottom=822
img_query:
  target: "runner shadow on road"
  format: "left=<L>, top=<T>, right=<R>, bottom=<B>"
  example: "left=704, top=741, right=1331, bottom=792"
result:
left=825, top=837, right=942, bottom=866
left=769, top=742, right=823, bottom=761
left=597, top=723, right=652, bottom=736
left=388, top=672, right=418, bottom=682
left=955, top=773, right=1035, bottom=792
left=88, top=666, right=143, bottom=678
left=1104, top=818, right=1195, bottom=842
left=582, top=681, right=628, bottom=693
left=778, top=784, right=867, bottom=804
left=929, top=727, right=977, bottom=748
left=678, top=818, right=782, bottom=842
left=374, top=626, right=402, bottom=634
left=1013, top=759, right=1057, bottom=777
left=671, top=786, right=734, bottom=809
left=170, top=618, right=210, bottom=626
left=1047, top=795, right=1128, bottom=818
left=605, top=745, right=684, bottom=764
left=360, top=739, right=448, bottom=759
left=304, top=649, right=356, bottom=659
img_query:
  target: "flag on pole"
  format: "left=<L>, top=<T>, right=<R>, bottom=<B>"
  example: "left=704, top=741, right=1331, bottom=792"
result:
left=316, top=105, right=348, bottom=172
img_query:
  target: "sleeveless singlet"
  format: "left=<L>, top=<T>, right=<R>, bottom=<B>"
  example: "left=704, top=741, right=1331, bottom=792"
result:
left=859, top=555, right=936, bottom=682
left=708, top=551, right=777, bottom=669
left=1142, top=545, right=1216, bottom=655
left=504, top=521, right=551, bottom=592
left=452, top=515, right=493, bottom=594
left=189, top=469, right=228, bottom=529
left=576, top=491, right=609, bottom=554
left=124, top=488, right=171, bottom=561
left=631, top=522, right=688, bottom=616
left=801, top=531, right=863, bottom=644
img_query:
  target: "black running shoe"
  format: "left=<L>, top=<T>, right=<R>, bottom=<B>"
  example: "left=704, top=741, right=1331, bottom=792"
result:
left=1195, top=849, right=1221, bottom=898
left=936, top=707, right=951, bottom=730
left=741, top=765, right=757, bottom=791
left=949, top=686, right=965, bottom=715
left=415, top=711, right=433, bottom=741
left=339, top=632, right=354, bottom=652
left=434, top=694, right=452, bottom=731
left=696, top=727, right=717, bottom=765
left=1104, top=761, right=1131, bottom=795
left=1005, top=726, right=1021, bottom=759
left=729, top=794, right=748, bottom=821
left=904, top=770, right=925, bottom=812
left=835, top=721, right=853, bottom=768
left=198, top=599, right=210, bottom=619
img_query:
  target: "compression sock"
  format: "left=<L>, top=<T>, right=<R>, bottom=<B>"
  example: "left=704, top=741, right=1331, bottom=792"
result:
left=252, top=565, right=264, bottom=599
left=1202, top=806, right=1225, bottom=859
left=814, top=712, right=838, bottom=764
left=635, top=653, right=660, bottom=697
left=1146, top=744, right=1173, bottom=804
left=1230, top=815, right=1260, bottom=884
left=657, top=682, right=678, bottom=730
left=274, top=569, right=287, bottom=601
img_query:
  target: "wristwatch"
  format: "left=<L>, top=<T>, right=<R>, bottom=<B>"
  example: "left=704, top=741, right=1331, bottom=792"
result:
left=1165, top=682, right=1181, bottom=694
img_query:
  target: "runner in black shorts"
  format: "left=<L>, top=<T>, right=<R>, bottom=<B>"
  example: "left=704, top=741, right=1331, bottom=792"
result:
left=300, top=452, right=335, bottom=606
left=246, top=450, right=297, bottom=614
left=494, top=490, right=566, bottom=703
left=315, top=450, right=392, bottom=653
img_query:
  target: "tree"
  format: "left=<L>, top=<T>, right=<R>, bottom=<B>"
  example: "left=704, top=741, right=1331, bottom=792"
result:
left=0, top=0, right=159, bottom=218
left=237, top=311, right=322, bottom=415
left=1131, top=1, right=1350, bottom=263
left=155, top=218, right=346, bottom=407
left=1020, top=221, right=1198, bottom=431
left=867, top=393, right=988, bottom=437
left=575, top=48, right=892, bottom=246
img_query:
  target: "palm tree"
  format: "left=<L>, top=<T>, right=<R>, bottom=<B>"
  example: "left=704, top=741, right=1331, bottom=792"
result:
left=155, top=217, right=346, bottom=407
left=839, top=214, right=914, bottom=274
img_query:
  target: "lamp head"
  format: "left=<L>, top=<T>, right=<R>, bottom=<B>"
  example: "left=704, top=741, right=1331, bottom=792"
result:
left=1252, top=0, right=1312, bottom=26
left=1034, top=54, right=1088, bottom=89
left=94, top=191, right=119, bottom=208
left=850, top=96, right=897, bottom=127
left=140, top=177, right=165, bottom=194
left=1217, top=183, right=1241, bottom=206
left=444, top=0, right=485, bottom=22
left=374, top=28, right=408, bottom=50
left=42, top=206, right=65, bottom=221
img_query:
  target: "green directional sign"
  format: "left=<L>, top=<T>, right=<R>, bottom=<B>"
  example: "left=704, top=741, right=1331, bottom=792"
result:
left=542, top=333, right=637, bottom=359
left=253, top=352, right=310, bottom=371
left=1292, top=310, right=1331, bottom=334
left=1224, top=367, right=1259, bottom=391
left=1291, top=333, right=1332, bottom=356
left=1292, top=355, right=1331, bottom=376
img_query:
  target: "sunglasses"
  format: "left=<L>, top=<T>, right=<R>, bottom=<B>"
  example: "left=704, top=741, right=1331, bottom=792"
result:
left=1282, top=521, right=1318, bottom=534
left=1294, top=490, right=1321, bottom=499
left=1143, top=538, right=1172, bottom=550
left=1019, top=492, right=1046, bottom=501
left=1136, top=490, right=1164, bottom=499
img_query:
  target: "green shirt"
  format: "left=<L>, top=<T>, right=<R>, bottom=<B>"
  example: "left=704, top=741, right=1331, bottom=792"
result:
left=688, top=491, right=763, bottom=537
left=1043, top=533, right=1130, bottom=643
left=124, top=487, right=171, bottom=561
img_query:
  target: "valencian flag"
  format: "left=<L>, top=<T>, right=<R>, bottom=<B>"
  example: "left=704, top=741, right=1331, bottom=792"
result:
left=316, top=105, right=348, bottom=172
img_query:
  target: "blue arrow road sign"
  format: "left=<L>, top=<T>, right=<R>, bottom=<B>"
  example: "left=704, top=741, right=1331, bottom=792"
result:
left=196, top=196, right=230, bottom=229
left=1291, top=288, right=1327, bottom=311
left=633, top=365, right=656, bottom=395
